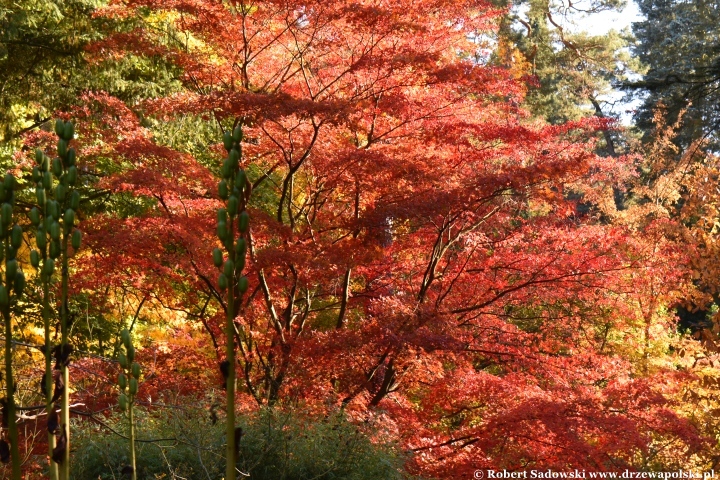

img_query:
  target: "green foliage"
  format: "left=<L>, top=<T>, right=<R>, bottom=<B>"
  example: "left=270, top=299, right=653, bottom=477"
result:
left=0, top=0, right=99, bottom=146
left=238, top=409, right=407, bottom=480
left=631, top=0, right=720, bottom=149
left=495, top=0, right=640, bottom=128
left=70, top=407, right=408, bottom=480
left=246, top=162, right=283, bottom=217
left=151, top=115, right=220, bottom=169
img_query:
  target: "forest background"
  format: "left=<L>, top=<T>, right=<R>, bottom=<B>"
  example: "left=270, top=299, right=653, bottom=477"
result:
left=2, top=0, right=720, bottom=478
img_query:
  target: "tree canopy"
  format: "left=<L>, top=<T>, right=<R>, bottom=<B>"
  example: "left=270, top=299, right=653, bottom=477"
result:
left=1, top=0, right=720, bottom=478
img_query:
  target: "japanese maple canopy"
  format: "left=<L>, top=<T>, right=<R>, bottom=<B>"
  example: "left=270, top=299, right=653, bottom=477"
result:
left=43, top=0, right=703, bottom=475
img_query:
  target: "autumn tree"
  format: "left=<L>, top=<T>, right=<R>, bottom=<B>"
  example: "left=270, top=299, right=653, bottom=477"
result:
left=34, top=0, right=704, bottom=475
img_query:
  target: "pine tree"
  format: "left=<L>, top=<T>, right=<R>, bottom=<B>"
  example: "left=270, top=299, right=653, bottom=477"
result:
left=495, top=0, right=636, bottom=136
left=630, top=0, right=720, bottom=149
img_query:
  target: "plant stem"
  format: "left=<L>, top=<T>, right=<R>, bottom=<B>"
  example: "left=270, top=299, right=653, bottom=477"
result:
left=226, top=264, right=236, bottom=480
left=129, top=402, right=136, bottom=480
left=3, top=238, right=20, bottom=480
left=59, top=237, right=70, bottom=480
left=43, top=279, right=58, bottom=480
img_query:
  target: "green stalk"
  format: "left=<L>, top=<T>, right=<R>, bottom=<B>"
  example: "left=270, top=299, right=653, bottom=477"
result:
left=215, top=123, right=250, bottom=480
left=226, top=270, right=236, bottom=480
left=43, top=280, right=58, bottom=480
left=2, top=238, right=20, bottom=480
left=59, top=234, right=70, bottom=480
left=129, top=402, right=136, bottom=480
left=33, top=150, right=59, bottom=478
left=118, top=329, right=139, bottom=480
left=223, top=156, right=237, bottom=480
left=1, top=174, right=26, bottom=479
left=32, top=120, right=81, bottom=479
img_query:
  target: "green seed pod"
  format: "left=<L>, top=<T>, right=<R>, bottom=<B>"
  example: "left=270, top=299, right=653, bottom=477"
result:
left=35, top=228, right=47, bottom=250
left=14, top=271, right=25, bottom=297
left=238, top=211, right=250, bottom=233
left=1, top=203, right=12, bottom=226
left=30, top=250, right=40, bottom=269
left=235, top=169, right=247, bottom=191
left=232, top=125, right=243, bottom=142
left=217, top=221, right=227, bottom=241
left=212, top=247, right=223, bottom=267
left=36, top=187, right=46, bottom=206
left=132, top=362, right=141, bottom=378
left=235, top=238, right=247, bottom=257
left=6, top=259, right=17, bottom=281
left=219, top=180, right=229, bottom=200
left=121, top=329, right=132, bottom=349
left=57, top=139, right=68, bottom=158
left=54, top=119, right=64, bottom=137
left=66, top=148, right=76, bottom=167
left=43, top=258, right=55, bottom=277
left=217, top=208, right=227, bottom=224
left=64, top=208, right=75, bottom=226
left=10, top=225, right=21, bottom=249
left=223, top=259, right=234, bottom=278
left=224, top=236, right=234, bottom=253
left=228, top=196, right=238, bottom=216
left=67, top=166, right=77, bottom=185
left=118, top=393, right=128, bottom=411
left=129, top=377, right=138, bottom=395
left=32, top=167, right=41, bottom=184
left=43, top=171, right=52, bottom=190
left=238, top=276, right=249, bottom=293
left=0, top=286, right=8, bottom=306
left=118, top=352, right=128, bottom=368
left=72, top=229, right=81, bottom=250
left=0, top=184, right=5, bottom=204
left=29, top=207, right=40, bottom=225
left=70, top=190, right=80, bottom=211
left=220, top=158, right=229, bottom=179
left=236, top=254, right=245, bottom=272
left=50, top=240, right=60, bottom=259
left=50, top=221, right=60, bottom=240
left=35, top=148, right=44, bottom=164
left=56, top=183, right=67, bottom=202
left=118, top=373, right=127, bottom=390
left=218, top=273, right=228, bottom=290
left=223, top=131, right=233, bottom=152
left=4, top=174, right=13, bottom=191
left=6, top=246, right=15, bottom=261
left=49, top=201, right=59, bottom=220
left=127, top=345, right=135, bottom=363
left=63, top=121, right=74, bottom=141
left=229, top=148, right=239, bottom=164
left=52, top=157, right=63, bottom=177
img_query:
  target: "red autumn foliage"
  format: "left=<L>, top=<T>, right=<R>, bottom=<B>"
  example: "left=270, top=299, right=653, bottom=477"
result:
left=12, top=0, right=713, bottom=477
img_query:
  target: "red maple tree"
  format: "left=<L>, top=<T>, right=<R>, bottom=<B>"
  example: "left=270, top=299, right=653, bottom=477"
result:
left=19, top=0, right=705, bottom=475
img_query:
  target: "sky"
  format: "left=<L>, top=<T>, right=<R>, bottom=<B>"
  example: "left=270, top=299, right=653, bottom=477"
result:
left=570, top=1, right=643, bottom=35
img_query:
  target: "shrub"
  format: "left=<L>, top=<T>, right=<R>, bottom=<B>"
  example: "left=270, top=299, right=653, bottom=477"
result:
left=71, top=403, right=408, bottom=480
